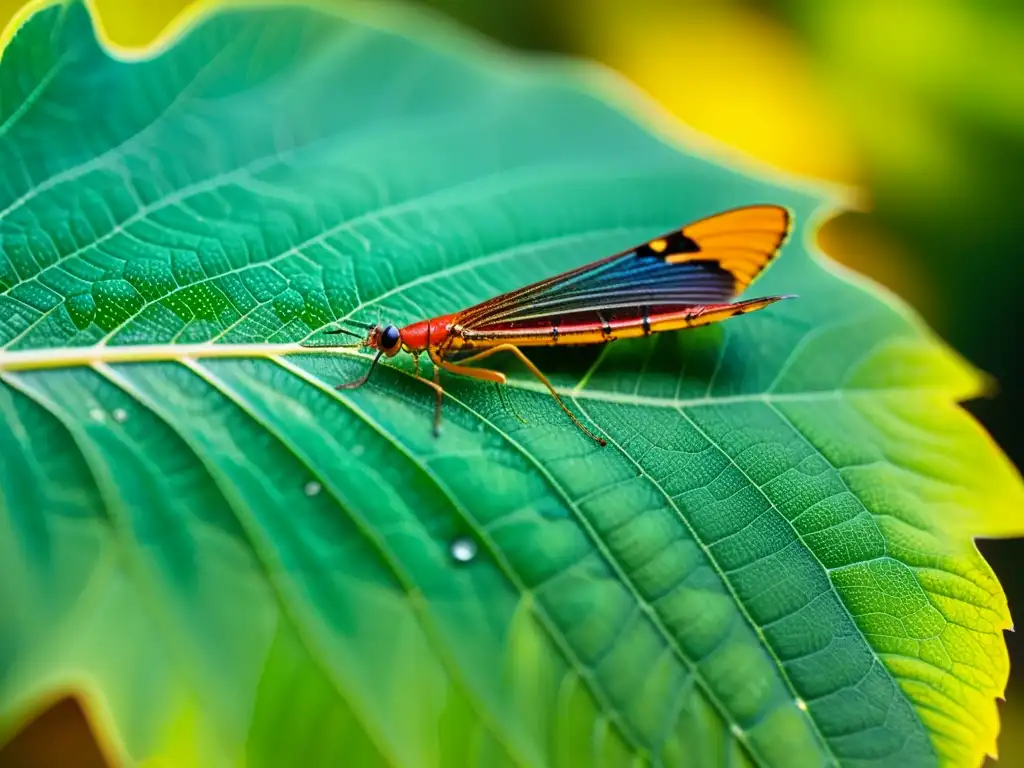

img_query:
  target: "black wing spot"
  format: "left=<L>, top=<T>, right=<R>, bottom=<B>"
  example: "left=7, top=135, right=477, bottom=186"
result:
left=635, top=231, right=701, bottom=260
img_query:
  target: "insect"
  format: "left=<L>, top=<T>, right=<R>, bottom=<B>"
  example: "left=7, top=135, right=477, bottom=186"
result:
left=312, top=204, right=793, bottom=446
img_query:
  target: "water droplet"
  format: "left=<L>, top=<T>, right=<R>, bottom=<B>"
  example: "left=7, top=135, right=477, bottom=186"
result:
left=351, top=444, right=365, bottom=458
left=112, top=408, right=128, bottom=423
left=729, top=723, right=745, bottom=740
left=795, top=697, right=808, bottom=712
left=88, top=408, right=104, bottom=422
left=304, top=481, right=322, bottom=497
left=450, top=536, right=477, bottom=563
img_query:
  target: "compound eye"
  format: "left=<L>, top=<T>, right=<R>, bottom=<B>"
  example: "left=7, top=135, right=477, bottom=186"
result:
left=380, top=324, right=401, bottom=352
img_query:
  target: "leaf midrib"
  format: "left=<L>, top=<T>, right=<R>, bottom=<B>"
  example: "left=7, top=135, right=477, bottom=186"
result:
left=0, top=342, right=956, bottom=407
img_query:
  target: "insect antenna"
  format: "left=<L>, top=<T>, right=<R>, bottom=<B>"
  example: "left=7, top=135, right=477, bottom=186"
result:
left=299, top=325, right=364, bottom=349
left=324, top=327, right=364, bottom=338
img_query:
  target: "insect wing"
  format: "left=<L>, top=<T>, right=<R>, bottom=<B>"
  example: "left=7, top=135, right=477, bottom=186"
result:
left=458, top=204, right=791, bottom=330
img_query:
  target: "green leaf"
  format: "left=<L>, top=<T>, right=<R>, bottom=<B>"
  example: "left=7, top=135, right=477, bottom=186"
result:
left=0, top=2, right=1021, bottom=767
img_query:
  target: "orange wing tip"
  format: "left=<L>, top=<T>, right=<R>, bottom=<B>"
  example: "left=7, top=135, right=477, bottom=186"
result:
left=679, top=205, right=794, bottom=292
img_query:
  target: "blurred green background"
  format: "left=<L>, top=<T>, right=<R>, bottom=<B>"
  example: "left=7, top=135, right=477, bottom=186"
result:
left=1, top=0, right=1021, bottom=765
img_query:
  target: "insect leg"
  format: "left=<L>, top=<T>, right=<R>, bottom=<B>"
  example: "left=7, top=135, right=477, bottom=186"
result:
left=400, top=355, right=446, bottom=438
left=428, top=347, right=508, bottom=438
left=335, top=349, right=384, bottom=390
left=438, top=345, right=606, bottom=447
left=433, top=364, right=443, bottom=437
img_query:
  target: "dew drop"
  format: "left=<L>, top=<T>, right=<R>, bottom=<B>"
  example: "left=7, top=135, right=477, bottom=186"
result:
left=88, top=408, right=104, bottom=422
left=449, top=536, right=477, bottom=563
left=304, top=481, right=322, bottom=497
left=729, top=723, right=745, bottom=740
left=351, top=444, right=365, bottom=458
left=112, top=408, right=128, bottom=423
left=795, top=697, right=808, bottom=712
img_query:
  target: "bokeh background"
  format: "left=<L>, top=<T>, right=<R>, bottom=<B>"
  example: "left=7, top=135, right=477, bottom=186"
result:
left=1, top=0, right=1022, bottom=765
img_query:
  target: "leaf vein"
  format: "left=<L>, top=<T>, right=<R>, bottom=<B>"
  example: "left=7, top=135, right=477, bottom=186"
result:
left=91, top=361, right=405, bottom=768
left=273, top=354, right=647, bottom=757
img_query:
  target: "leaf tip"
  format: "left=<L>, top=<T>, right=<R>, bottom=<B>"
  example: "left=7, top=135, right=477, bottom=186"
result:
left=974, top=368, right=1000, bottom=400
